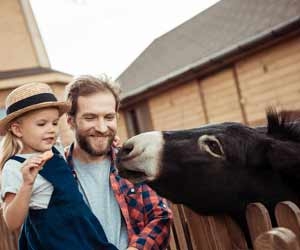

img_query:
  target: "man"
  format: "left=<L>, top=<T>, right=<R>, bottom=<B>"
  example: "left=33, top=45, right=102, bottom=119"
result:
left=64, top=75, right=173, bottom=250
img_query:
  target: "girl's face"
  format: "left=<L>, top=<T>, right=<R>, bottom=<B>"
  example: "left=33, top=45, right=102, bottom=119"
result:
left=11, top=108, right=60, bottom=154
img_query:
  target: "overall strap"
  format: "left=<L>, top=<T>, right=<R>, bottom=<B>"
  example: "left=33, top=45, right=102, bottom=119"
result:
left=8, top=147, right=60, bottom=163
left=9, top=155, right=26, bottom=163
left=66, top=143, right=77, bottom=179
left=52, top=146, right=60, bottom=155
left=8, top=147, right=57, bottom=164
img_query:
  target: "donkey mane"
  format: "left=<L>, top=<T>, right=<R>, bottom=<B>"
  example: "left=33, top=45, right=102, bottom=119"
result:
left=267, top=108, right=300, bottom=142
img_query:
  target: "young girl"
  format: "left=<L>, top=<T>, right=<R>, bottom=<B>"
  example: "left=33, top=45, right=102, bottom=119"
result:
left=0, top=82, right=118, bottom=250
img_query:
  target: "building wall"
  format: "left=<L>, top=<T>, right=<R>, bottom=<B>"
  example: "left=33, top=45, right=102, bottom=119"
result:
left=117, top=111, right=129, bottom=142
left=0, top=0, right=45, bottom=70
left=200, top=69, right=244, bottom=124
left=236, top=36, right=300, bottom=125
left=50, top=83, right=73, bottom=146
left=148, top=80, right=207, bottom=131
left=119, top=35, right=300, bottom=135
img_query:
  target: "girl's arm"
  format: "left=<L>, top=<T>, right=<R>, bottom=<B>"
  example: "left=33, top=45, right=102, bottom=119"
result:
left=2, top=183, right=33, bottom=231
left=2, top=155, right=44, bottom=231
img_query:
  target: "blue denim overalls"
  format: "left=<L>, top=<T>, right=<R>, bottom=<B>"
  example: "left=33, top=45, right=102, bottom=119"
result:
left=13, top=147, right=118, bottom=250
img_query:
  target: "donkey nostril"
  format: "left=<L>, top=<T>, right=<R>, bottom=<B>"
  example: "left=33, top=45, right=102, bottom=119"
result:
left=122, top=142, right=134, bottom=156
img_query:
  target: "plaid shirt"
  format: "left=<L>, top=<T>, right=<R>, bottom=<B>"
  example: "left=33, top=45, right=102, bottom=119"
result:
left=66, top=144, right=173, bottom=250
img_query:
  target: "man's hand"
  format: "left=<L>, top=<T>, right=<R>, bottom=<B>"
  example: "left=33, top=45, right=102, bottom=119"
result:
left=113, top=135, right=122, bottom=148
left=127, top=247, right=138, bottom=250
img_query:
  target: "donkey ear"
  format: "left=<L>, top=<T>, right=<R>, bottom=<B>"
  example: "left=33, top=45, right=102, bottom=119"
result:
left=267, top=140, right=300, bottom=180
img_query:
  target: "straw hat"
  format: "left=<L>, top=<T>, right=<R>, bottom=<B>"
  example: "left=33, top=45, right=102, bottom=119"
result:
left=0, top=82, right=70, bottom=135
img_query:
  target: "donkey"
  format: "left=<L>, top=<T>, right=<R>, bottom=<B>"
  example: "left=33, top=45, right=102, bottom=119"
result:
left=117, top=110, right=300, bottom=243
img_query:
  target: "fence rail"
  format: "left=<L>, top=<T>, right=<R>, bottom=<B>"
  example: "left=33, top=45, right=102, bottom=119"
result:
left=168, top=201, right=300, bottom=250
left=1, top=201, right=300, bottom=250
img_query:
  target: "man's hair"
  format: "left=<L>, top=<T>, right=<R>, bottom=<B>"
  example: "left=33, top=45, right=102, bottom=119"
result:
left=65, top=74, right=121, bottom=116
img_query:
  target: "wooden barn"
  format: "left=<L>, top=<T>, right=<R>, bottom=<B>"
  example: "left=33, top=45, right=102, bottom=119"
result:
left=0, top=1, right=71, bottom=249
left=0, top=0, right=73, bottom=144
left=116, top=0, right=300, bottom=249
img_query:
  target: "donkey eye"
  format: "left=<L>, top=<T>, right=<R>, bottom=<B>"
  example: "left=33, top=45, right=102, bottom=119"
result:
left=198, top=135, right=224, bottom=158
left=206, top=140, right=222, bottom=156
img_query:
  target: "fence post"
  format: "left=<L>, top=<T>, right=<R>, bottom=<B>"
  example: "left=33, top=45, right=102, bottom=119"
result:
left=224, top=215, right=248, bottom=249
left=183, top=207, right=247, bottom=250
left=246, top=202, right=272, bottom=245
left=275, top=201, right=300, bottom=245
left=254, top=227, right=300, bottom=250
left=169, top=204, right=190, bottom=250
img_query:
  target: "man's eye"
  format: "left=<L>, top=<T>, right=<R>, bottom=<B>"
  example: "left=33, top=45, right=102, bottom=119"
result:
left=106, top=115, right=115, bottom=120
left=85, top=117, right=94, bottom=120
left=37, top=123, right=45, bottom=126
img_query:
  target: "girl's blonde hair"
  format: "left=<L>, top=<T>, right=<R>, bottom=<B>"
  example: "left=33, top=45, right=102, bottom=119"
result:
left=0, top=129, right=23, bottom=170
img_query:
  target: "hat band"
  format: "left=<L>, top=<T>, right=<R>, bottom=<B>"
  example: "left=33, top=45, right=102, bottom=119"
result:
left=6, top=93, right=58, bottom=115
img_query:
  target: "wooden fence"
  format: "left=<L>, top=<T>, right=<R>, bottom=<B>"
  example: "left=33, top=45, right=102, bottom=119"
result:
left=168, top=201, right=300, bottom=250
left=1, top=201, right=300, bottom=250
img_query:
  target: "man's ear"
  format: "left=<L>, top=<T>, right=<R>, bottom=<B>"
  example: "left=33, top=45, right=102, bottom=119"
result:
left=10, top=122, right=23, bottom=138
left=267, top=141, right=300, bottom=181
left=67, top=115, right=75, bottom=130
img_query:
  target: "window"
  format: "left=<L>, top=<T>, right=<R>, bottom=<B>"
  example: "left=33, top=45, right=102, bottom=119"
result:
left=125, top=101, right=153, bottom=137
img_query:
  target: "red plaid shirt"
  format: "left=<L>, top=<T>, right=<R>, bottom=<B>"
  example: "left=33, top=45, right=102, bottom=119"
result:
left=66, top=144, right=173, bottom=250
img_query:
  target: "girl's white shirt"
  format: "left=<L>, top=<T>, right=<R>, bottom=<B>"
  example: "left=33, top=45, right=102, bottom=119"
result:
left=0, top=146, right=64, bottom=209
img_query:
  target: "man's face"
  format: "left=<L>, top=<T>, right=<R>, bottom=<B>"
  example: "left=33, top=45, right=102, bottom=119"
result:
left=70, top=91, right=117, bottom=157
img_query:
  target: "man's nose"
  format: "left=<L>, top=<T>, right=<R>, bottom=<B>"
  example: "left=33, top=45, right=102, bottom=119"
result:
left=95, top=119, right=108, bottom=133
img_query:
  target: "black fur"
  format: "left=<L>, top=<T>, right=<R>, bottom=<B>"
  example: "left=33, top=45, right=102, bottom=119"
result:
left=147, top=110, right=300, bottom=245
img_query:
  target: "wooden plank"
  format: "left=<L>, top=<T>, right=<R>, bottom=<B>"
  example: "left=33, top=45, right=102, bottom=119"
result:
left=246, top=203, right=273, bottom=244
left=170, top=204, right=190, bottom=250
left=237, top=51, right=300, bottom=83
left=254, top=227, right=300, bottom=250
left=202, top=79, right=236, bottom=94
left=275, top=201, right=300, bottom=245
left=224, top=215, right=248, bottom=250
left=241, top=71, right=300, bottom=98
left=202, top=81, right=236, bottom=96
left=183, top=207, right=234, bottom=250
left=236, top=36, right=300, bottom=76
left=239, top=59, right=300, bottom=91
left=201, top=69, right=234, bottom=86
left=168, top=227, right=178, bottom=250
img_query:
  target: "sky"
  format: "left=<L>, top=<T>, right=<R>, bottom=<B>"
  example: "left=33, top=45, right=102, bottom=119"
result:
left=30, top=0, right=220, bottom=79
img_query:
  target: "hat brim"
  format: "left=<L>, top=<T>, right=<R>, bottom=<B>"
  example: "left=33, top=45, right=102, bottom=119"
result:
left=0, top=101, right=70, bottom=136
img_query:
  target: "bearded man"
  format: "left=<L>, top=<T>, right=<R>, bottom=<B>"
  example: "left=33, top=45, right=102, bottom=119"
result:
left=65, top=75, right=173, bottom=250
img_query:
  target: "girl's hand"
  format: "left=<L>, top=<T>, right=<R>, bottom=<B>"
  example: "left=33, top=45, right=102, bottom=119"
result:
left=21, top=156, right=44, bottom=186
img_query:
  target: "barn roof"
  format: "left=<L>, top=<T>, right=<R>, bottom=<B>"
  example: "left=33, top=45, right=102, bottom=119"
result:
left=0, top=67, right=72, bottom=80
left=117, top=0, right=300, bottom=102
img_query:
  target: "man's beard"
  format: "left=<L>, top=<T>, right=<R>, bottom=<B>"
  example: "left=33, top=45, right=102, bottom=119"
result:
left=75, top=129, right=115, bottom=157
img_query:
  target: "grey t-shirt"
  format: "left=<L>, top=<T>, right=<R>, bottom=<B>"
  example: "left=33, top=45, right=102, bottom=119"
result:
left=73, top=158, right=128, bottom=250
